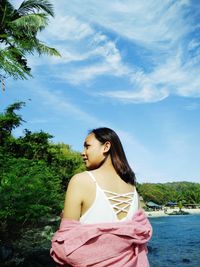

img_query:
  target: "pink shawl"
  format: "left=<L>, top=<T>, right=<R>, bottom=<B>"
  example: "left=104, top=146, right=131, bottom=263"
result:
left=50, top=209, right=152, bottom=267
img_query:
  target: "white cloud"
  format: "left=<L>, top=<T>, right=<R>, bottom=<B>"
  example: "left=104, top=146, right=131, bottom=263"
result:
left=33, top=10, right=131, bottom=82
left=45, top=15, right=94, bottom=41
left=61, top=64, right=110, bottom=85
left=48, top=30, right=131, bottom=84
left=98, top=47, right=200, bottom=103
left=59, top=56, right=129, bottom=85
left=25, top=0, right=200, bottom=103
left=100, top=87, right=168, bottom=103
left=54, top=0, right=191, bottom=48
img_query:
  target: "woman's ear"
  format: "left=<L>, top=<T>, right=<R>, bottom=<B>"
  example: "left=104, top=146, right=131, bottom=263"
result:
left=103, top=141, right=111, bottom=153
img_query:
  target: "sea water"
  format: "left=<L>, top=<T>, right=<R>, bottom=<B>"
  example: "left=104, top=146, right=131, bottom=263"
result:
left=148, top=214, right=200, bottom=267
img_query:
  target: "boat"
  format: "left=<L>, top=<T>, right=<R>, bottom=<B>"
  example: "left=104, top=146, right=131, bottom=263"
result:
left=168, top=210, right=190, bottom=215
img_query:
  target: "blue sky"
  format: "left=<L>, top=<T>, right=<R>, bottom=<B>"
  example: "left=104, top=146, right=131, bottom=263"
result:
left=1, top=0, right=200, bottom=183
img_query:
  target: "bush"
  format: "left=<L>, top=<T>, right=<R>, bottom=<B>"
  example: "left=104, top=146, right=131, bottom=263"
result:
left=0, top=157, right=63, bottom=225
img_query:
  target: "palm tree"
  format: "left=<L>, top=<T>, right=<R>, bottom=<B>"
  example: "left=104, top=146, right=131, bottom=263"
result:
left=178, top=200, right=183, bottom=212
left=0, top=0, right=60, bottom=81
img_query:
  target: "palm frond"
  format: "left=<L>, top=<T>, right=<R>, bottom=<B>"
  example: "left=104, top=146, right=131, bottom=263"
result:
left=34, top=42, right=61, bottom=57
left=0, top=47, right=32, bottom=79
left=18, top=38, right=61, bottom=57
left=17, top=0, right=54, bottom=17
left=10, top=13, right=49, bottom=33
left=0, top=0, right=60, bottom=80
left=0, top=0, right=15, bottom=28
left=4, top=35, right=61, bottom=58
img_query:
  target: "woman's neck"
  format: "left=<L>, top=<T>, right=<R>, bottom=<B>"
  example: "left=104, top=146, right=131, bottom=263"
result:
left=96, top=155, right=117, bottom=175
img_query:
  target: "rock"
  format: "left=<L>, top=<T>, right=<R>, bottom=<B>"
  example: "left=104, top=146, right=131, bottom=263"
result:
left=182, top=258, right=191, bottom=263
left=0, top=223, right=59, bottom=267
left=0, top=248, right=57, bottom=267
left=0, top=244, right=14, bottom=262
left=21, top=249, right=56, bottom=267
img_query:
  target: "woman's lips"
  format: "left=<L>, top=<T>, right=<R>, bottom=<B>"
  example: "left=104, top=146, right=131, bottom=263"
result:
left=83, top=158, right=88, bottom=163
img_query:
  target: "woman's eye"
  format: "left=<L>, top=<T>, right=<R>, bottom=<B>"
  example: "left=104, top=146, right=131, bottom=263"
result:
left=85, top=144, right=90, bottom=149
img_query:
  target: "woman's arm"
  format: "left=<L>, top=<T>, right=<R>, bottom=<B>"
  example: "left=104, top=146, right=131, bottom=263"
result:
left=63, top=174, right=83, bottom=220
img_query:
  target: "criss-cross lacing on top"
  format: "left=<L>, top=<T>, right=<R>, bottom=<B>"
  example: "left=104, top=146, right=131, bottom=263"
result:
left=86, top=171, right=135, bottom=220
left=103, top=189, right=134, bottom=217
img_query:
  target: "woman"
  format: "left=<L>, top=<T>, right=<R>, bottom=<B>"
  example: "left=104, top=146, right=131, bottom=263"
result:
left=51, top=127, right=152, bottom=267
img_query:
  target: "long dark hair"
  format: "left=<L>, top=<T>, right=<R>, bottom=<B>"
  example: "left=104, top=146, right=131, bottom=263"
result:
left=89, top=127, right=136, bottom=185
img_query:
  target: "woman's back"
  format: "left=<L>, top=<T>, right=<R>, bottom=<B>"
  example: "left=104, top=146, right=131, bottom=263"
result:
left=80, top=170, right=139, bottom=224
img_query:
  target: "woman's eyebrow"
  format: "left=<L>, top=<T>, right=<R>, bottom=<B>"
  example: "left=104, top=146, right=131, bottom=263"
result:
left=84, top=141, right=89, bottom=147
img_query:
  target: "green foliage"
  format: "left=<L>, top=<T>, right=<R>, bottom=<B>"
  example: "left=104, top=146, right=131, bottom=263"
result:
left=48, top=143, right=85, bottom=188
left=0, top=157, right=62, bottom=223
left=137, top=181, right=200, bottom=205
left=0, top=0, right=61, bottom=80
left=0, top=102, right=85, bottom=232
left=15, top=129, right=54, bottom=160
left=0, top=101, right=25, bottom=144
left=178, top=201, right=183, bottom=211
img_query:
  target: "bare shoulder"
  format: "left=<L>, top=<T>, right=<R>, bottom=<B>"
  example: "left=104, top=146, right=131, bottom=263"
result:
left=66, top=171, right=95, bottom=206
left=63, top=172, right=91, bottom=220
left=65, top=171, right=91, bottom=202
left=68, top=171, right=91, bottom=188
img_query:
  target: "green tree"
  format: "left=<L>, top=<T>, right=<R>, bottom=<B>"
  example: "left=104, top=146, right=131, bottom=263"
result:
left=0, top=102, right=85, bottom=229
left=0, top=101, right=25, bottom=145
left=178, top=201, right=183, bottom=212
left=138, top=181, right=200, bottom=205
left=17, top=129, right=53, bottom=160
left=0, top=157, right=63, bottom=224
left=48, top=142, right=85, bottom=189
left=0, top=0, right=60, bottom=80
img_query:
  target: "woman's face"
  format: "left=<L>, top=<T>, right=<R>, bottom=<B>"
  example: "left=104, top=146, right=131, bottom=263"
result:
left=82, top=133, right=106, bottom=170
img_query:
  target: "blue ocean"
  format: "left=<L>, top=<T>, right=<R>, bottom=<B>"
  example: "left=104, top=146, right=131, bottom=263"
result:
left=148, top=214, right=200, bottom=267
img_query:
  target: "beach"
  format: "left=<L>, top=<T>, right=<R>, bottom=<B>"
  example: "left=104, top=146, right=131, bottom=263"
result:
left=146, top=207, right=200, bottom=217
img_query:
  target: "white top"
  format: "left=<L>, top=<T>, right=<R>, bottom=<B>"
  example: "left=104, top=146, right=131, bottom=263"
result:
left=80, top=171, right=139, bottom=224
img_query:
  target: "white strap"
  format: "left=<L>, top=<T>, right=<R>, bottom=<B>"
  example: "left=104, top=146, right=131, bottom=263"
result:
left=86, top=171, right=96, bottom=182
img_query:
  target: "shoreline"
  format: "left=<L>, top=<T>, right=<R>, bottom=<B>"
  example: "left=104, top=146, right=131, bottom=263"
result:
left=145, top=208, right=200, bottom=218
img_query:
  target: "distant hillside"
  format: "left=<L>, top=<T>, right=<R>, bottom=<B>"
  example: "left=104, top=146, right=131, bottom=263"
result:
left=137, top=181, right=200, bottom=205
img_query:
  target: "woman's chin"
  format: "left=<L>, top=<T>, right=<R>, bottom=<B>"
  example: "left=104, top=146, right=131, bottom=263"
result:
left=86, top=164, right=97, bottom=171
